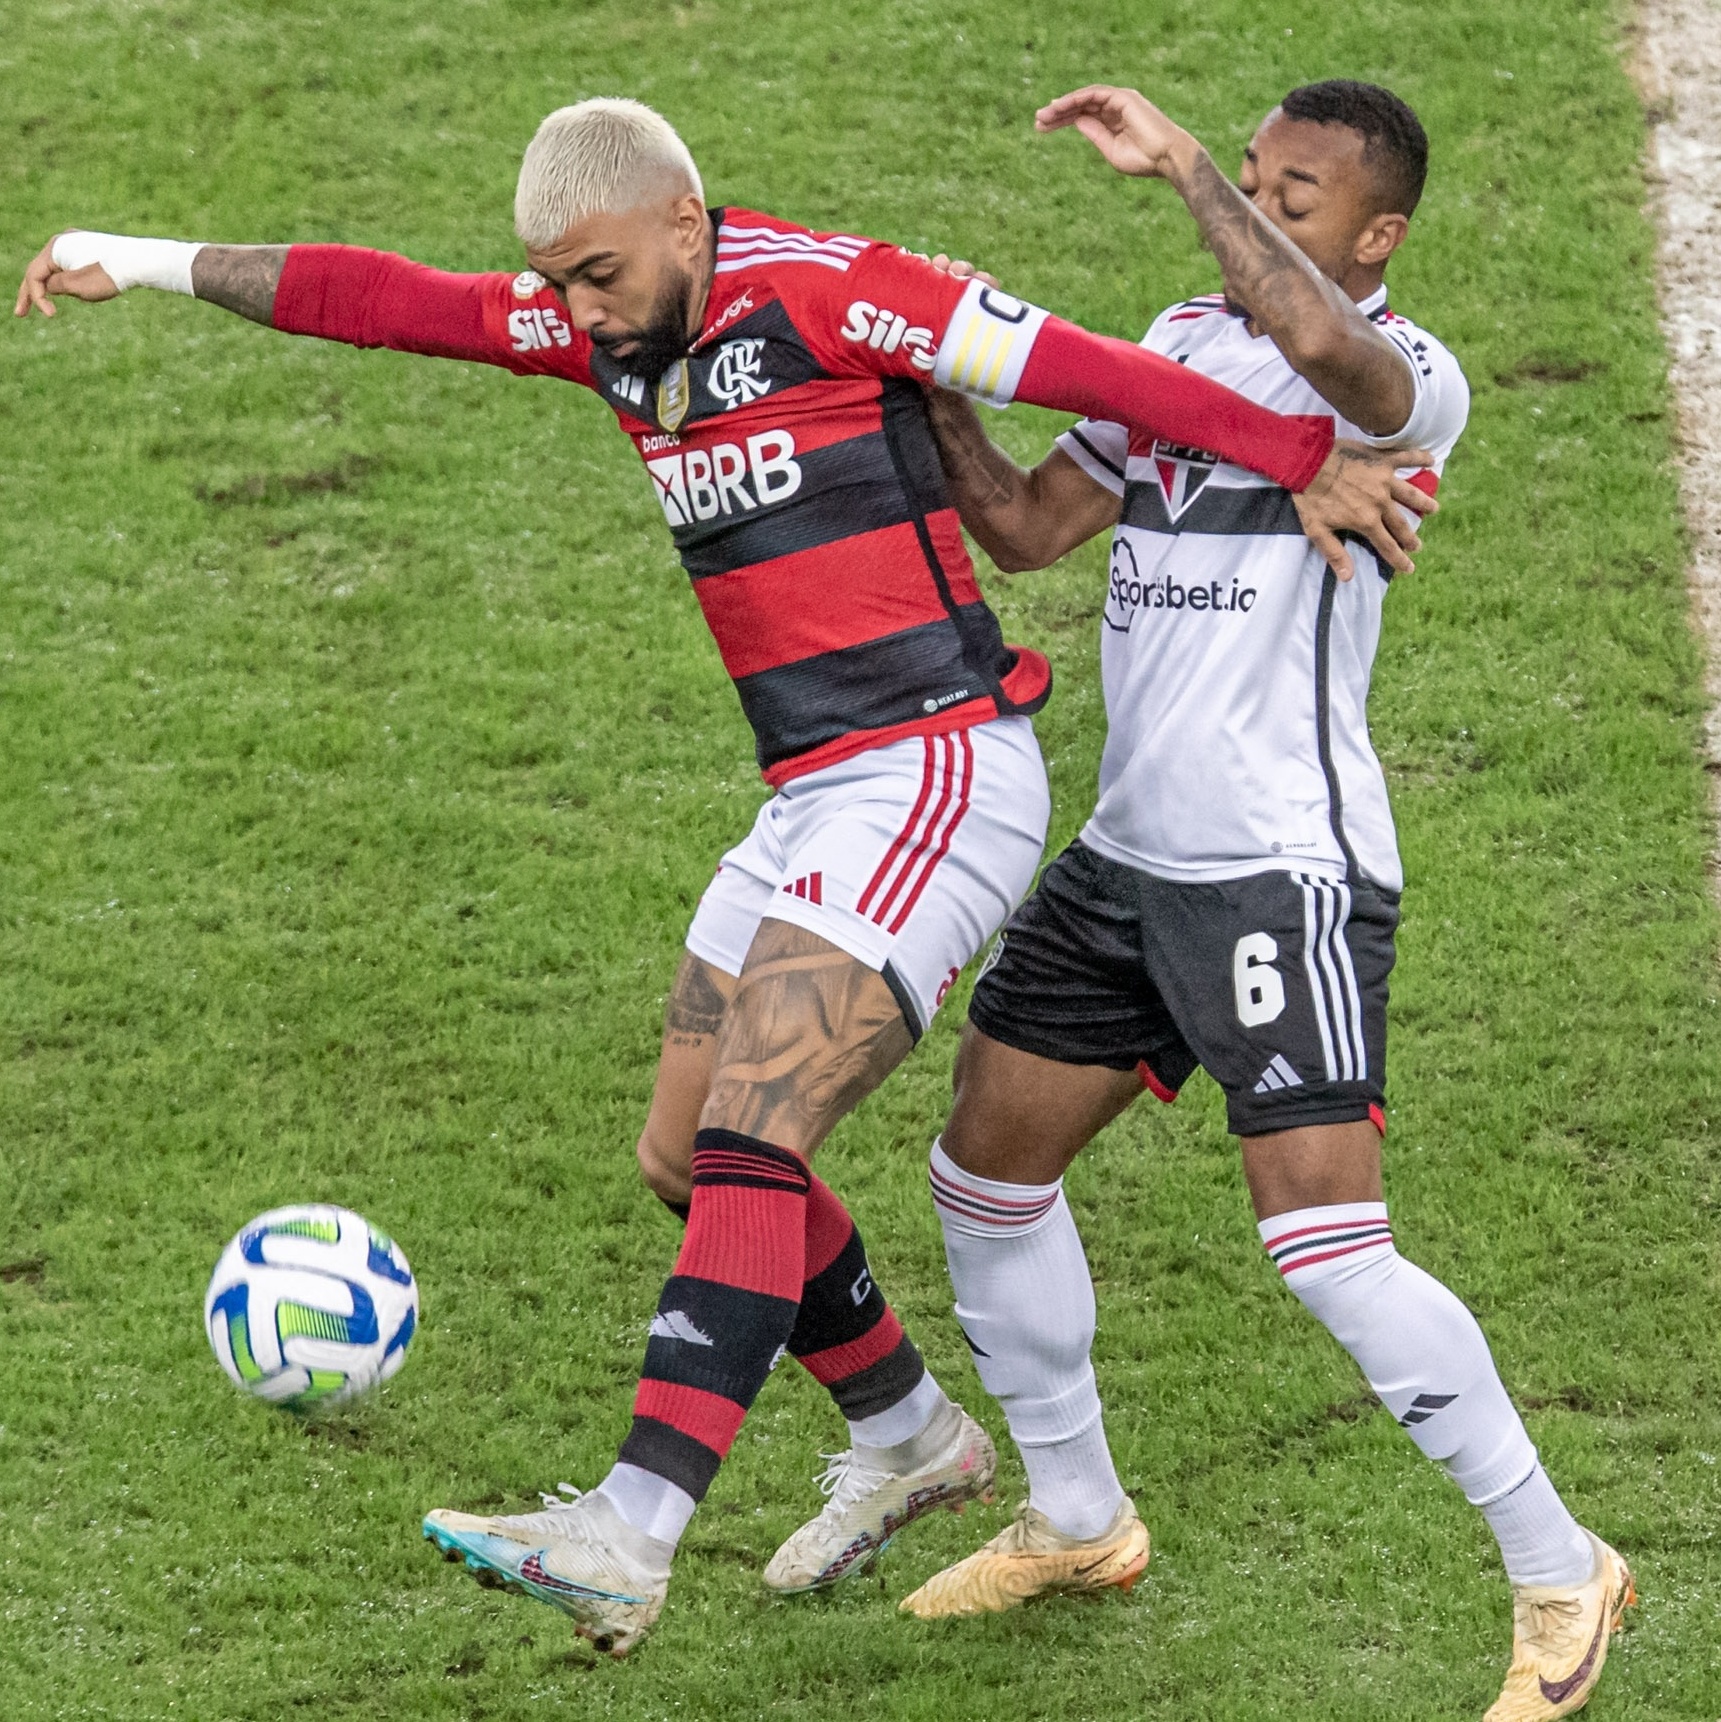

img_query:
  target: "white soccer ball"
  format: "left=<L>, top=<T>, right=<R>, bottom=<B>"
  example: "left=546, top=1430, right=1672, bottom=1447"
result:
left=204, top=1204, right=418, bottom=1412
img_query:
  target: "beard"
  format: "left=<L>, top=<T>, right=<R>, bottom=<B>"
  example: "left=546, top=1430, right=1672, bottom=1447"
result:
left=589, top=271, right=696, bottom=382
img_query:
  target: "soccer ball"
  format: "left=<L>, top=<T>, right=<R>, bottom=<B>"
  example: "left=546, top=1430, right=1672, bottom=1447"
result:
left=204, top=1204, right=418, bottom=1412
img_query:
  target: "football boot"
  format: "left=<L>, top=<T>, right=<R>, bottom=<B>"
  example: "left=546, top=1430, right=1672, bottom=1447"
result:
left=899, top=1494, right=1149, bottom=1619
left=424, top=1484, right=670, bottom=1656
left=1484, top=1530, right=1634, bottom=1721
left=763, top=1398, right=996, bottom=1593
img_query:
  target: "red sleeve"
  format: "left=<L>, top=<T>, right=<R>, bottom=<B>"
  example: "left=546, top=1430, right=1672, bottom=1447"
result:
left=272, top=245, right=595, bottom=385
left=1018, top=319, right=1332, bottom=493
left=798, top=245, right=1331, bottom=492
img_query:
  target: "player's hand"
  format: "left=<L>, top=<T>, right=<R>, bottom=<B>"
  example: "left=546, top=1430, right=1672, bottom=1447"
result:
left=13, top=237, right=119, bottom=318
left=1035, top=86, right=1198, bottom=180
left=1292, top=442, right=1438, bottom=581
left=929, top=253, right=999, bottom=289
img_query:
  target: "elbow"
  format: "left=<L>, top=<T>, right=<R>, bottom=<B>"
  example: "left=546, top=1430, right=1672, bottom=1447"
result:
left=978, top=532, right=1058, bottom=575
left=1281, top=324, right=1347, bottom=374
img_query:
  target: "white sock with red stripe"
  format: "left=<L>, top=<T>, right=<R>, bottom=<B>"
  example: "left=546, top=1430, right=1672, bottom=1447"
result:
left=1261, top=1202, right=1592, bottom=1586
left=929, top=1140, right=1126, bottom=1540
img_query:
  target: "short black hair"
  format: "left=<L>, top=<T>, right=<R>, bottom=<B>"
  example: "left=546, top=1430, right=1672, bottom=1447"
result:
left=1279, top=80, right=1429, bottom=216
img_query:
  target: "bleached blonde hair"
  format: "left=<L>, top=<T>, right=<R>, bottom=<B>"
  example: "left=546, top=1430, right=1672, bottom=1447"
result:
left=514, top=98, right=704, bottom=247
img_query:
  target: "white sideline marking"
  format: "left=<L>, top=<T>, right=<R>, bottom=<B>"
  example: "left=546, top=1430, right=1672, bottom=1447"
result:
left=1639, top=0, right=1721, bottom=860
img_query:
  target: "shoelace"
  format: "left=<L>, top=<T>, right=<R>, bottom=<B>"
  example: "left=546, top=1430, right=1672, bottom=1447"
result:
left=812, top=1450, right=892, bottom=1516
left=1517, top=1591, right=1586, bottom=1652
left=480, top=1483, right=588, bottom=1541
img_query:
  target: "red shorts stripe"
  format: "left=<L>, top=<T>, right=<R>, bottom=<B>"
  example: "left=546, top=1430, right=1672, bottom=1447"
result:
left=857, top=737, right=938, bottom=917
left=887, top=729, right=974, bottom=933
left=871, top=734, right=957, bottom=926
left=795, top=1309, right=906, bottom=1388
left=632, top=1379, right=747, bottom=1455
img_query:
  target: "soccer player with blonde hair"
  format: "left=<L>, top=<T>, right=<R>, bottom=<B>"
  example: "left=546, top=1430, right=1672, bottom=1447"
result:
left=19, top=95, right=1429, bottom=1654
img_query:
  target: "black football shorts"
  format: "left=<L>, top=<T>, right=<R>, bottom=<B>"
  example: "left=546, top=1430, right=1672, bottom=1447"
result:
left=968, top=841, right=1399, bottom=1137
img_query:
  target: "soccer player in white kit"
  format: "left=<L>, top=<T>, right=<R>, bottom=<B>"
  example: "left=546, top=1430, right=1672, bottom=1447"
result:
left=900, top=83, right=1633, bottom=1721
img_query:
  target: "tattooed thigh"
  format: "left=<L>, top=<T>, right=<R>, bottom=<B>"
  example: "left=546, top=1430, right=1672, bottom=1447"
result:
left=664, top=949, right=734, bottom=1050
left=700, top=922, right=914, bottom=1154
left=636, top=953, right=739, bottom=1202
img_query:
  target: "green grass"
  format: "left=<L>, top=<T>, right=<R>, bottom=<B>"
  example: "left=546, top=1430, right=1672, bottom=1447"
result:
left=3, top=0, right=1718, bottom=1716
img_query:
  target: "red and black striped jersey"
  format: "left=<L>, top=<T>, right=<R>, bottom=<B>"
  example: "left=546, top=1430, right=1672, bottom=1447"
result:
left=272, top=207, right=1335, bottom=783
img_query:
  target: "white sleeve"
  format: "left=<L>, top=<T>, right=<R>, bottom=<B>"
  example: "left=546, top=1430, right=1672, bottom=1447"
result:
left=1055, top=418, right=1129, bottom=497
left=1351, top=323, right=1470, bottom=456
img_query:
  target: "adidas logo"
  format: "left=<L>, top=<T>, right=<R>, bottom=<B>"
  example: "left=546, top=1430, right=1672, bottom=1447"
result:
left=648, top=1310, right=714, bottom=1346
left=1253, top=1053, right=1303, bottom=1094
left=782, top=871, right=823, bottom=905
left=1399, top=1392, right=1458, bottom=1427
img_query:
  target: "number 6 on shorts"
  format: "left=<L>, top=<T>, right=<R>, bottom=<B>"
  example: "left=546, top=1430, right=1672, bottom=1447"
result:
left=1233, top=932, right=1286, bottom=1027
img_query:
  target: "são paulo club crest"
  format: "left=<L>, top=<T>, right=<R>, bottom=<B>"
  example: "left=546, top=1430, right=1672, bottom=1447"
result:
left=1150, top=437, right=1219, bottom=521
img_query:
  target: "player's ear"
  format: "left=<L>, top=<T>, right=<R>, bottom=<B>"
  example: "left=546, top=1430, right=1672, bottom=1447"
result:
left=1355, top=212, right=1408, bottom=270
left=669, top=189, right=707, bottom=251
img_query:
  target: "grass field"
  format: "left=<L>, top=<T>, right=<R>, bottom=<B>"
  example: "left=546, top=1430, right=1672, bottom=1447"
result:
left=4, top=1, right=1719, bottom=1717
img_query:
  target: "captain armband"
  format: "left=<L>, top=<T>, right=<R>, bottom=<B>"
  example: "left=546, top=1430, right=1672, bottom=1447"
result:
left=931, top=277, right=1051, bottom=408
left=51, top=231, right=204, bottom=296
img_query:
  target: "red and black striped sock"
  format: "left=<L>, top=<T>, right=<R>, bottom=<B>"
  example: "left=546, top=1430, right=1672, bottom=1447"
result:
left=618, top=1129, right=809, bottom=1502
left=787, top=1173, right=927, bottom=1424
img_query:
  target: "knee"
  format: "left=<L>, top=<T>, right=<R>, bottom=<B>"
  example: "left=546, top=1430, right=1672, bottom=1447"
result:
left=635, top=1127, right=692, bottom=1207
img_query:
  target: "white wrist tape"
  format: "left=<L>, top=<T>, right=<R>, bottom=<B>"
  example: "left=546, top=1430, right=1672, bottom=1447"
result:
left=51, top=231, right=203, bottom=295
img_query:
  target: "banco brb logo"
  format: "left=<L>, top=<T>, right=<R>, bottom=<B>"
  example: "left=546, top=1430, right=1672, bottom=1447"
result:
left=708, top=339, right=772, bottom=409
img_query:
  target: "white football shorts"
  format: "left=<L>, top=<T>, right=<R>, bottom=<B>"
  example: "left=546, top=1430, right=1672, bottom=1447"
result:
left=686, top=717, right=1050, bottom=1035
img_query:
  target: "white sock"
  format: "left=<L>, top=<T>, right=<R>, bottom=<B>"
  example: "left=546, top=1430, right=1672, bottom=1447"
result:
left=596, top=1461, right=698, bottom=1547
left=1480, top=1465, right=1599, bottom=1588
left=1018, top=1416, right=1125, bottom=1541
left=1261, top=1203, right=1593, bottom=1587
left=847, top=1367, right=946, bottom=1453
left=929, top=1138, right=1127, bottom=1540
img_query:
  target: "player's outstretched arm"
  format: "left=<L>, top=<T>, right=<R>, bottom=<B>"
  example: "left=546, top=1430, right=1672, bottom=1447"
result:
left=1036, top=86, right=1416, bottom=437
left=16, top=232, right=557, bottom=379
left=923, top=390, right=1120, bottom=572
left=17, top=234, right=287, bottom=325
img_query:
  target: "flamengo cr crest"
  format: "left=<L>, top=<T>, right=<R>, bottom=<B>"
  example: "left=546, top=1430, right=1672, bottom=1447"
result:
left=708, top=339, right=772, bottom=410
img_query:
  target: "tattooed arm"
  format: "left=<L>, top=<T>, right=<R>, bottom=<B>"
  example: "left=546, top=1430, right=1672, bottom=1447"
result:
left=924, top=388, right=1121, bottom=572
left=191, top=246, right=289, bottom=324
left=1035, top=86, right=1417, bottom=437
left=16, top=235, right=286, bottom=324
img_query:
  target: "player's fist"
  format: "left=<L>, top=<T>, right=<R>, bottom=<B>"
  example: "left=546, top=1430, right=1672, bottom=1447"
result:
left=13, top=237, right=119, bottom=319
left=1036, top=86, right=1198, bottom=182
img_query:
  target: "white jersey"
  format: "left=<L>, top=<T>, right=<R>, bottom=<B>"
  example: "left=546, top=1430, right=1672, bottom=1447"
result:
left=1057, top=285, right=1469, bottom=893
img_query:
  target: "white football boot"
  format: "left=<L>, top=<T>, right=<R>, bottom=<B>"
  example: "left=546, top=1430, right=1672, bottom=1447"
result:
left=424, top=1484, right=671, bottom=1656
left=763, top=1397, right=997, bottom=1593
